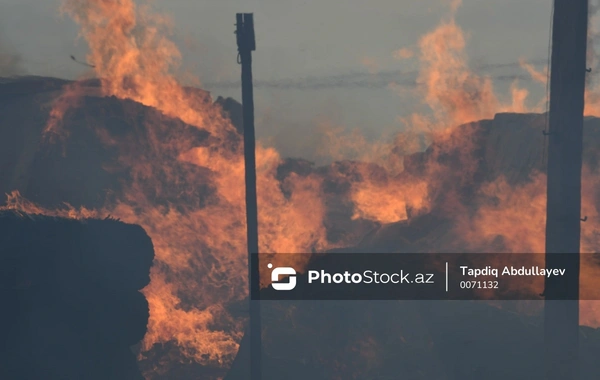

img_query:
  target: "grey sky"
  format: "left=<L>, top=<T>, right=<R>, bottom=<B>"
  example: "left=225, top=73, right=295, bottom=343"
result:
left=0, top=0, right=557, bottom=158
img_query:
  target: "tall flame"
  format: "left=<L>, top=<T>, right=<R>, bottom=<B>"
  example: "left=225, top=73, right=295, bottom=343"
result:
left=5, top=0, right=600, bottom=377
left=38, top=0, right=330, bottom=371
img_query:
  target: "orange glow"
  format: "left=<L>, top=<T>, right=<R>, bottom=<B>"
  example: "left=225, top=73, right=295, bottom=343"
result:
left=5, top=0, right=600, bottom=376
left=393, top=48, right=414, bottom=60
left=35, top=0, right=330, bottom=370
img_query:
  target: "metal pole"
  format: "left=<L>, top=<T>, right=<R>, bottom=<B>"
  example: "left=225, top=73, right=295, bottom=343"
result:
left=544, top=1, right=588, bottom=379
left=236, top=13, right=262, bottom=380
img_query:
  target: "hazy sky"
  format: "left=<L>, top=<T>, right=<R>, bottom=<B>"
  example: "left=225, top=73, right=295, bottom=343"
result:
left=0, top=0, right=556, bottom=158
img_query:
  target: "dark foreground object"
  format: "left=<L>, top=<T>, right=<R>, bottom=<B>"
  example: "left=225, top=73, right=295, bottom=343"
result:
left=225, top=300, right=600, bottom=380
left=0, top=210, right=154, bottom=380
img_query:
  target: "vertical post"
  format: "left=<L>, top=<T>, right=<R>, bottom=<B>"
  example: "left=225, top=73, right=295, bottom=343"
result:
left=544, top=1, right=588, bottom=379
left=236, top=13, right=262, bottom=380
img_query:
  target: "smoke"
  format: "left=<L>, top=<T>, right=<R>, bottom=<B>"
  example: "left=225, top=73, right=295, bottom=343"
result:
left=0, top=32, right=24, bottom=77
left=7, top=0, right=600, bottom=376
left=586, top=0, right=600, bottom=115
left=588, top=0, right=600, bottom=80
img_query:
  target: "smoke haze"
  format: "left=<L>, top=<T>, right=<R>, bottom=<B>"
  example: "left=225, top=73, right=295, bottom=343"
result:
left=0, top=0, right=557, bottom=160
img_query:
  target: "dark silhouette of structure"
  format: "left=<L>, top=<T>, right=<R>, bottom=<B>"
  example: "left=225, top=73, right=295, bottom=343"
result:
left=544, top=0, right=588, bottom=379
left=236, top=13, right=262, bottom=380
left=0, top=210, right=154, bottom=379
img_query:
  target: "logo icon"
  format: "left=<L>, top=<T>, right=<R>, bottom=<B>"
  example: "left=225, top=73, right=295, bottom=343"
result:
left=268, top=263, right=297, bottom=291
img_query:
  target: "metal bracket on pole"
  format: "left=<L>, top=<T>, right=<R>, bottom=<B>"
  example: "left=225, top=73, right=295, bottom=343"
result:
left=236, top=14, right=256, bottom=52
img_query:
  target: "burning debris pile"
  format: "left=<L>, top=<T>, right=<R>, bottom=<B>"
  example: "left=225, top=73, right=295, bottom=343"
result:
left=344, top=112, right=600, bottom=254
left=226, top=113, right=600, bottom=380
left=0, top=210, right=154, bottom=379
left=0, top=74, right=331, bottom=377
left=3, top=0, right=600, bottom=378
left=0, top=76, right=226, bottom=210
left=3, top=74, right=600, bottom=379
left=278, top=111, right=600, bottom=255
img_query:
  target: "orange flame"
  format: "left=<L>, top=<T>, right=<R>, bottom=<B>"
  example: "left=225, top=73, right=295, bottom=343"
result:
left=7, top=0, right=600, bottom=376
left=34, top=0, right=332, bottom=370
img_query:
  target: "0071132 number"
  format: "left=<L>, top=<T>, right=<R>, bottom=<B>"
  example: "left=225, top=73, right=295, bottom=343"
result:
left=459, top=280, right=498, bottom=289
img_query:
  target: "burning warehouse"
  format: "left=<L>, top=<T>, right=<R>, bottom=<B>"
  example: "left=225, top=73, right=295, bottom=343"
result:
left=2, top=0, right=600, bottom=379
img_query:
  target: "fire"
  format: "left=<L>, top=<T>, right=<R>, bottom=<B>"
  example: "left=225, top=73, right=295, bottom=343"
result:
left=43, top=81, right=94, bottom=145
left=349, top=0, right=535, bottom=226
left=519, top=4, right=600, bottom=117
left=520, top=59, right=548, bottom=86
left=5, top=0, right=600, bottom=376
left=345, top=0, right=600, bottom=328
left=35, top=0, right=329, bottom=371
left=393, top=48, right=414, bottom=60
left=460, top=172, right=547, bottom=253
left=413, top=13, right=499, bottom=127
left=350, top=175, right=429, bottom=224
